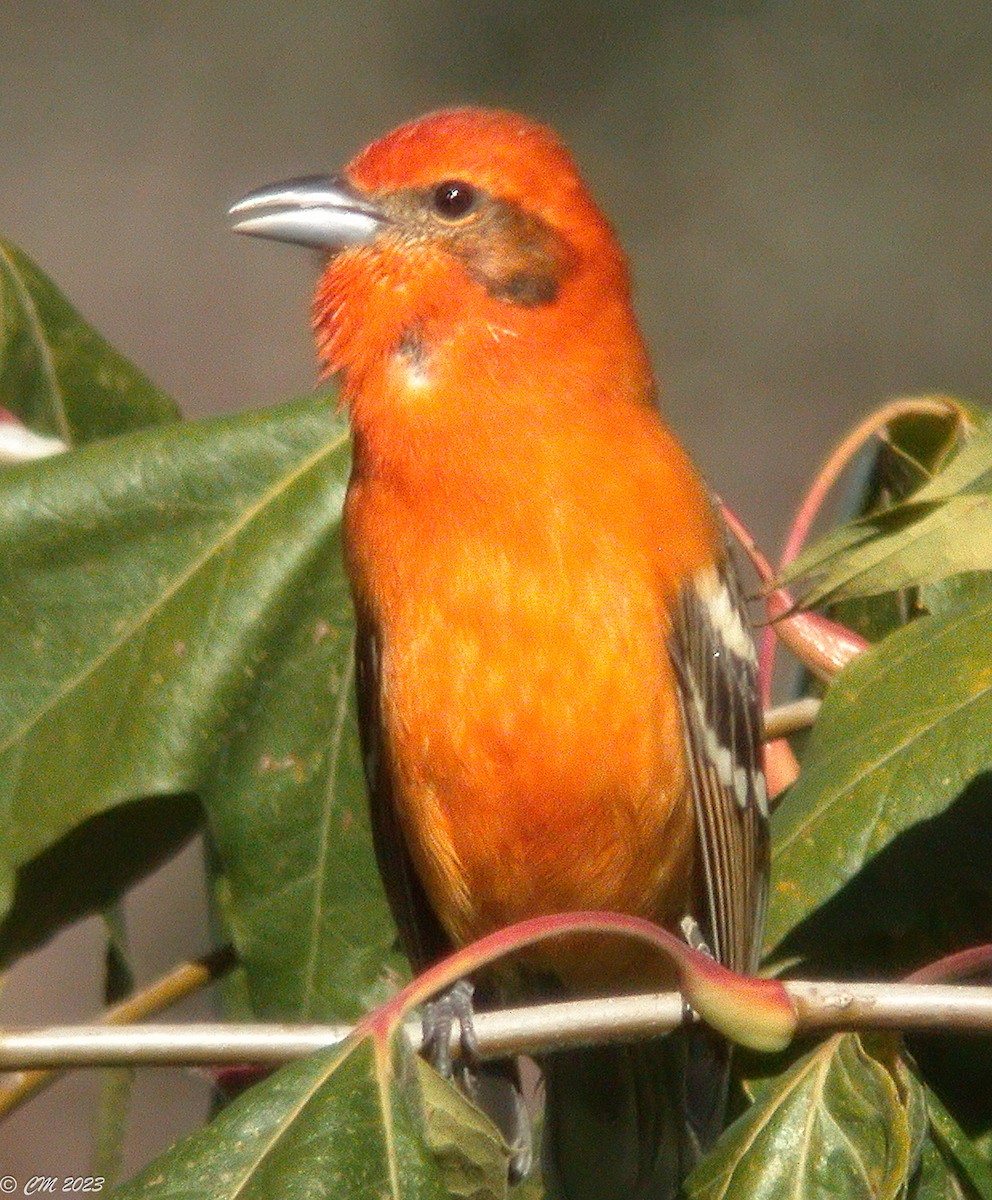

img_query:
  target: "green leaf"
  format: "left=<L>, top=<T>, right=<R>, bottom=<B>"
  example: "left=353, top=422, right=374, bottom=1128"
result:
left=920, top=567, right=992, bottom=615
left=111, top=1033, right=456, bottom=1199
left=0, top=396, right=335, bottom=880
left=910, top=1137, right=971, bottom=1200
left=0, top=239, right=179, bottom=442
left=687, top=1034, right=922, bottom=1200
left=824, top=407, right=967, bottom=645
left=924, top=1083, right=992, bottom=1200
left=415, top=1058, right=509, bottom=1200
left=766, top=594, right=992, bottom=957
left=907, top=426, right=992, bottom=503
left=912, top=1008, right=992, bottom=1143
left=785, top=429, right=992, bottom=607
left=761, top=769, right=992, bottom=983
left=0, top=394, right=396, bottom=1016
left=202, top=484, right=402, bottom=1019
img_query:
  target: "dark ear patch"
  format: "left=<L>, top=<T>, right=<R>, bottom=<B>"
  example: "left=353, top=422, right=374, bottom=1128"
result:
left=448, top=197, right=575, bottom=308
left=490, top=267, right=560, bottom=307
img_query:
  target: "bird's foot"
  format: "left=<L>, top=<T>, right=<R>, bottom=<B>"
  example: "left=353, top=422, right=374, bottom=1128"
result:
left=422, top=981, right=534, bottom=1183
left=421, top=978, right=479, bottom=1081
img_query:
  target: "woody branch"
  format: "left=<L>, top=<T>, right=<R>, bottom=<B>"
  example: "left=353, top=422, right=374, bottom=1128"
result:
left=1, top=979, right=991, bottom=1073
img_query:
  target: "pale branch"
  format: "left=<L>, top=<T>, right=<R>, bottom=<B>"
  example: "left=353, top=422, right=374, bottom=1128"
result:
left=762, top=698, right=821, bottom=740
left=0, top=944, right=234, bottom=1118
left=1, top=979, right=992, bottom=1073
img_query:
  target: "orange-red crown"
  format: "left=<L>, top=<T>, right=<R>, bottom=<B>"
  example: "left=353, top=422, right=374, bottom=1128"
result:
left=346, top=107, right=618, bottom=259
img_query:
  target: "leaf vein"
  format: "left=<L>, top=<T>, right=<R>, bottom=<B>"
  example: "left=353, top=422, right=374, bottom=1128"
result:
left=0, top=425, right=348, bottom=761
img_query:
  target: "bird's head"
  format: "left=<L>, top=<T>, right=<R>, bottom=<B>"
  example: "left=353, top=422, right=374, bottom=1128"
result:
left=231, top=108, right=649, bottom=411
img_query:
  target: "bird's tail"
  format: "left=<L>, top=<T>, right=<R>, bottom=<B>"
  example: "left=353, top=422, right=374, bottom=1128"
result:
left=540, top=1029, right=728, bottom=1200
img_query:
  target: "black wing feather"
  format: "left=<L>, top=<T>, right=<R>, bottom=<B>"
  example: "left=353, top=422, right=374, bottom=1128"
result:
left=669, top=548, right=769, bottom=974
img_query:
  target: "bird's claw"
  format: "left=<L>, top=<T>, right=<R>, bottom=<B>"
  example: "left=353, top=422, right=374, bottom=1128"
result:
left=421, top=978, right=479, bottom=1080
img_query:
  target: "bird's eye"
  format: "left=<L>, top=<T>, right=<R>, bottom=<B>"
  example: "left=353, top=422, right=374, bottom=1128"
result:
left=431, top=180, right=478, bottom=222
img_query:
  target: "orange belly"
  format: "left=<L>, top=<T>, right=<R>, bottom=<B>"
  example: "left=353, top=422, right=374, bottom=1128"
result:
left=375, top=526, right=695, bottom=991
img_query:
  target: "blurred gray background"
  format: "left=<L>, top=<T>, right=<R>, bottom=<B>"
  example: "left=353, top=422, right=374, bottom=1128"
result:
left=3, top=0, right=991, bottom=1184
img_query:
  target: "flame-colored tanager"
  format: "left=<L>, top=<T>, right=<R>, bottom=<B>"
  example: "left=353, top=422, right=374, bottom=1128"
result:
left=232, top=108, right=768, bottom=1200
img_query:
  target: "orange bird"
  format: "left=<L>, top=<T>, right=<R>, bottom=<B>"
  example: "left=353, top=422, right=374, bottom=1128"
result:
left=232, top=108, right=767, bottom=1199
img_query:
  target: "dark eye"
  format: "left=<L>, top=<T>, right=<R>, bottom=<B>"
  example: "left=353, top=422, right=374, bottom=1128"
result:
left=431, top=180, right=478, bottom=222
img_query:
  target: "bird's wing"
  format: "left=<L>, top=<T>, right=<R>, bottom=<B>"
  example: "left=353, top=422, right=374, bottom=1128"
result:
left=669, top=549, right=769, bottom=974
left=354, top=612, right=453, bottom=972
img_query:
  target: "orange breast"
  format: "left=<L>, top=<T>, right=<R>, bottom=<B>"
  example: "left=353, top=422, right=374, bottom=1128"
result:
left=346, top=400, right=718, bottom=991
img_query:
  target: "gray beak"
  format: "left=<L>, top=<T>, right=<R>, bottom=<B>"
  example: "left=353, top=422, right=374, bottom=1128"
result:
left=229, top=174, right=387, bottom=251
